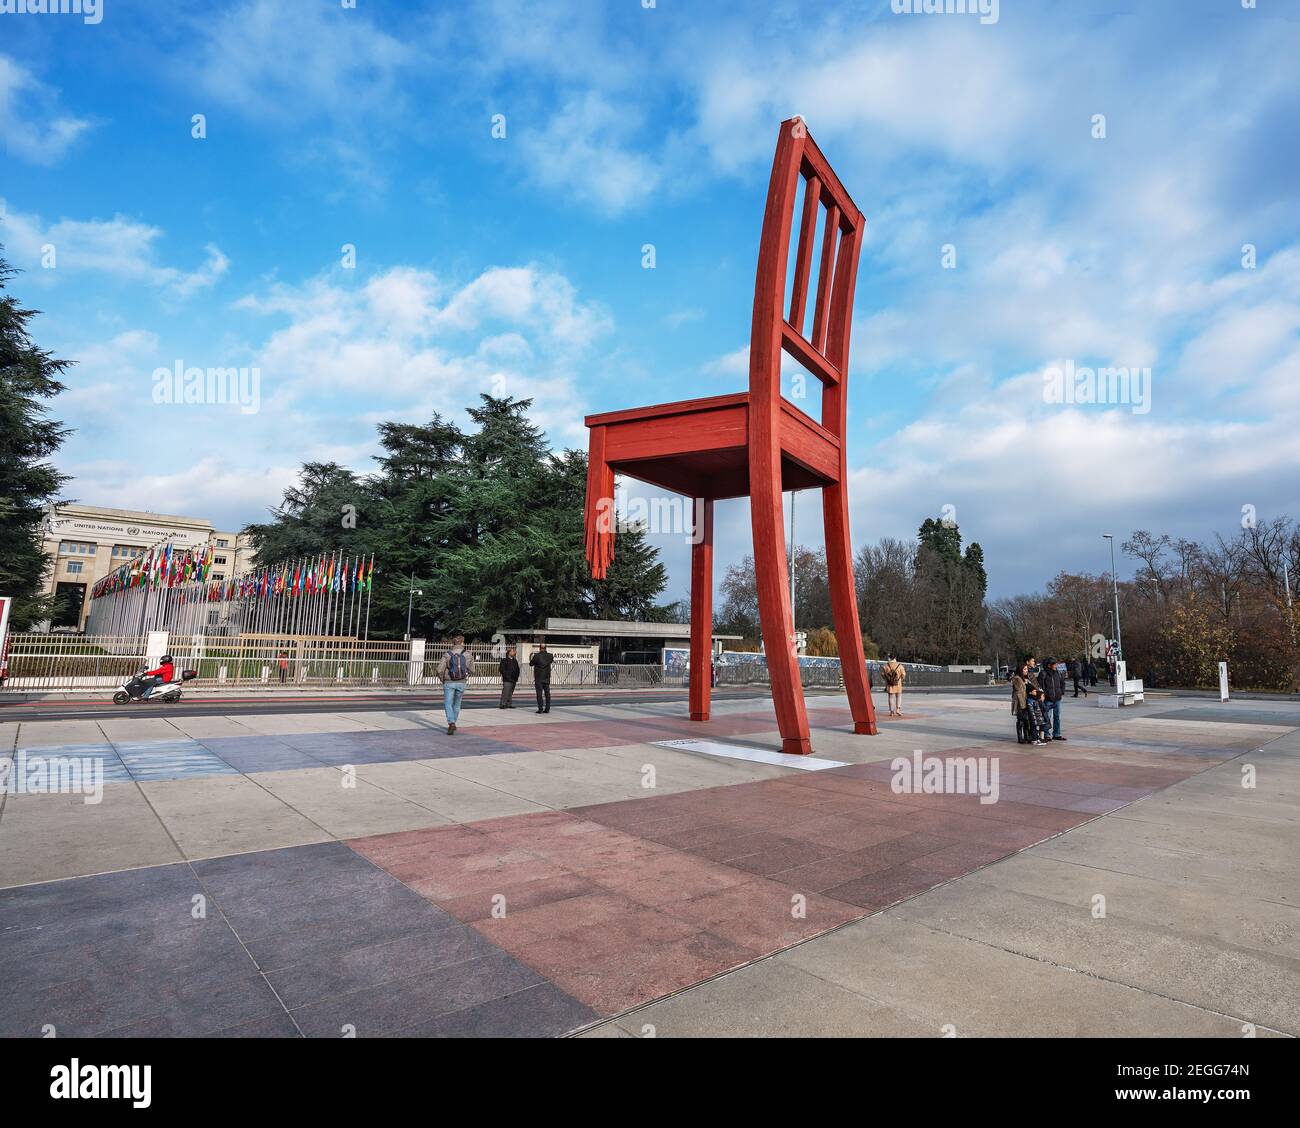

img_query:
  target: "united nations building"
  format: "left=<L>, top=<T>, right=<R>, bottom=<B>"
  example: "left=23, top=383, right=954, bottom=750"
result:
left=40, top=503, right=257, bottom=631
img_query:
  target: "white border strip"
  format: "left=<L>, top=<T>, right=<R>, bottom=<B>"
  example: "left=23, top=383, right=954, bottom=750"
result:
left=652, top=738, right=848, bottom=771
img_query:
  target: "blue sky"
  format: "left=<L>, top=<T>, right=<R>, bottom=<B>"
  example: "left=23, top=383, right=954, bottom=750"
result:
left=3, top=0, right=1298, bottom=603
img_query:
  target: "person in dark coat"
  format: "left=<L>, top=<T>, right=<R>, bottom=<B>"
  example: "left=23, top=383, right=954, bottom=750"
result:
left=1085, top=659, right=1098, bottom=687
left=498, top=645, right=520, bottom=709
left=1070, top=657, right=1089, bottom=698
left=1037, top=657, right=1067, bottom=740
left=529, top=642, right=555, bottom=713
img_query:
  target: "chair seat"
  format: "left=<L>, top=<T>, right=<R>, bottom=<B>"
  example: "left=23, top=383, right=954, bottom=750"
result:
left=583, top=392, right=840, bottom=500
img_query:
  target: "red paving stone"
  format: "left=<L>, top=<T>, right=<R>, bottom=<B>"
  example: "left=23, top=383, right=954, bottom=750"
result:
left=346, top=736, right=1238, bottom=1018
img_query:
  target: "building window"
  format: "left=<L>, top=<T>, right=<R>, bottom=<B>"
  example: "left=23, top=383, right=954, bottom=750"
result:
left=58, top=541, right=96, bottom=555
left=112, top=545, right=144, bottom=559
left=66, top=561, right=83, bottom=574
left=214, top=555, right=227, bottom=565
left=215, top=538, right=229, bottom=548
left=212, top=573, right=225, bottom=581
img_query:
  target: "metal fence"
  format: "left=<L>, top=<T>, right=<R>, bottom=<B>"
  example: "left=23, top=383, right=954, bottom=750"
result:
left=870, top=669, right=991, bottom=688
left=2, top=633, right=984, bottom=694
left=1, top=635, right=663, bottom=693
left=2, top=634, right=153, bottom=691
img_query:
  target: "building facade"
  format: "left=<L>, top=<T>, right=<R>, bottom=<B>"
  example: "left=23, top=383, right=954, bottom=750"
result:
left=40, top=503, right=257, bottom=631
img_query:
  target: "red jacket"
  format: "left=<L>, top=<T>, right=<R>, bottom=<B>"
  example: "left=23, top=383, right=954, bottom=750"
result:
left=146, top=662, right=174, bottom=682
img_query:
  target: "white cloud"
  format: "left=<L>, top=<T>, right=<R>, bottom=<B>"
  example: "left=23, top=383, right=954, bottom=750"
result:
left=66, top=456, right=301, bottom=534
left=518, top=93, right=665, bottom=215
left=189, top=0, right=415, bottom=125
left=236, top=263, right=612, bottom=446
left=2, top=207, right=228, bottom=296
left=0, top=55, right=92, bottom=165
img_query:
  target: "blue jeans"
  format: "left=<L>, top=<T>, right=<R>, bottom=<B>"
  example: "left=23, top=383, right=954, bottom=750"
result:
left=1041, top=698, right=1061, bottom=738
left=443, top=680, right=466, bottom=724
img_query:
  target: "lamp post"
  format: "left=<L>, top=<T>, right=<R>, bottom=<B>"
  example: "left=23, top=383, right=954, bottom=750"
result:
left=1103, top=534, right=1122, bottom=662
left=1285, top=565, right=1296, bottom=644
left=405, top=574, right=423, bottom=642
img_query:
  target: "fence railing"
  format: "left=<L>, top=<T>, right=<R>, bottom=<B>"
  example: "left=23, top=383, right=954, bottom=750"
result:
left=2, top=634, right=153, bottom=691
left=2, top=634, right=984, bottom=693
left=0, top=635, right=666, bottom=693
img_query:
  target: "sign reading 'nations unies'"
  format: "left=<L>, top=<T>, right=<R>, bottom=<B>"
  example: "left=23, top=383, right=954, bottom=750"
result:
left=46, top=515, right=211, bottom=547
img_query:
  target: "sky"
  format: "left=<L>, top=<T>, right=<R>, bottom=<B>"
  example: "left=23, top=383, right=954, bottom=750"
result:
left=2, top=0, right=1298, bottom=606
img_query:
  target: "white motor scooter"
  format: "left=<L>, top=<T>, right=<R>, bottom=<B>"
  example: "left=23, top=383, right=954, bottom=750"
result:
left=112, top=668, right=197, bottom=705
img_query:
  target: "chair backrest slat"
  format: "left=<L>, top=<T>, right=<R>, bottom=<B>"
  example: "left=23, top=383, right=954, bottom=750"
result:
left=810, top=202, right=841, bottom=353
left=751, top=118, right=865, bottom=442
left=788, top=175, right=821, bottom=331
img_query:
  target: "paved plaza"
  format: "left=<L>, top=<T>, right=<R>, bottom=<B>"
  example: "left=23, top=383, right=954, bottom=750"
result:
left=1, top=690, right=1296, bottom=1038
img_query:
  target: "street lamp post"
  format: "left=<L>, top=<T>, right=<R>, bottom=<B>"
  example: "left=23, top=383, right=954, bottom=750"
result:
left=1103, top=534, right=1122, bottom=663
left=405, top=574, right=423, bottom=642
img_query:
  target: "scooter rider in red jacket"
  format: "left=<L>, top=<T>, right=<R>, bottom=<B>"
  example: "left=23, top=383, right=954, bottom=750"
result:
left=142, top=655, right=175, bottom=697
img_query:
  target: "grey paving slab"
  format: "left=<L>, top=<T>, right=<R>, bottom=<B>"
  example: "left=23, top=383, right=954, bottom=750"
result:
left=1147, top=707, right=1300, bottom=727
left=0, top=787, right=183, bottom=888
left=138, top=774, right=332, bottom=860
left=289, top=948, right=545, bottom=1037
left=0, top=862, right=284, bottom=1038
left=265, top=923, right=501, bottom=1009
left=248, top=767, right=450, bottom=838
left=892, top=879, right=1300, bottom=1035
left=955, top=852, right=1300, bottom=961
left=779, top=914, right=1266, bottom=1036
left=583, top=960, right=931, bottom=1038
left=353, top=761, right=549, bottom=822
left=400, top=982, right=597, bottom=1037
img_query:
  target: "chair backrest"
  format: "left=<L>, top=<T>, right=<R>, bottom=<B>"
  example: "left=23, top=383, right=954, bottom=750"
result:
left=749, top=118, right=865, bottom=443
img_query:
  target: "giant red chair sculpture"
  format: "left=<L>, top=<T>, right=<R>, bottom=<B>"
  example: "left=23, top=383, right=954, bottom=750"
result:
left=584, top=118, right=876, bottom=753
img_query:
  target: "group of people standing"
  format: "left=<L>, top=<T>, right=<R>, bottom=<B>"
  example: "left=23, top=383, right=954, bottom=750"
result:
left=1010, top=655, right=1095, bottom=746
left=435, top=637, right=555, bottom=734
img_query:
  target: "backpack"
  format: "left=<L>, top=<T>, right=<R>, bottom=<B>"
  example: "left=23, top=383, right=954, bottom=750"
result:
left=447, top=651, right=468, bottom=680
left=883, top=663, right=902, bottom=688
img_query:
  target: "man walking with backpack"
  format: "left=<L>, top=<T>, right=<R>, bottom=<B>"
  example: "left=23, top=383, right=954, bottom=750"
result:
left=529, top=641, right=554, bottom=713
left=438, top=635, right=473, bottom=734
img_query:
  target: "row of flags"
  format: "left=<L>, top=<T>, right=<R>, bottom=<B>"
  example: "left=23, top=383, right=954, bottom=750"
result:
left=91, top=546, right=375, bottom=603
left=216, top=553, right=375, bottom=603
left=90, top=542, right=216, bottom=600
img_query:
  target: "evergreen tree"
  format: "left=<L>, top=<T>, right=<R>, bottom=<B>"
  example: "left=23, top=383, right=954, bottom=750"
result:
left=0, top=253, right=70, bottom=631
left=244, top=394, right=671, bottom=638
left=913, top=516, right=988, bottom=662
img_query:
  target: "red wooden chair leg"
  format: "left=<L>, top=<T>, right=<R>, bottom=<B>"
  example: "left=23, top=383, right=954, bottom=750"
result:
left=689, top=499, right=714, bottom=721
left=823, top=481, right=877, bottom=735
left=750, top=473, right=812, bottom=754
